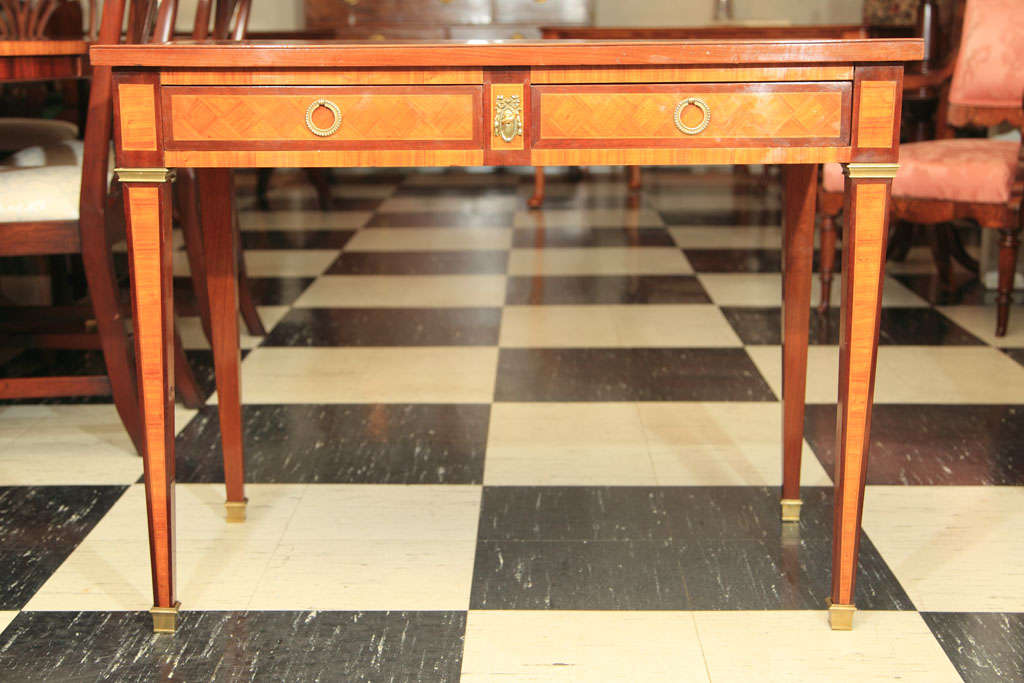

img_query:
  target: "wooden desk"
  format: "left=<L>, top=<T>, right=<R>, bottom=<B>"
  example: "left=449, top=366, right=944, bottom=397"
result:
left=91, top=37, right=923, bottom=634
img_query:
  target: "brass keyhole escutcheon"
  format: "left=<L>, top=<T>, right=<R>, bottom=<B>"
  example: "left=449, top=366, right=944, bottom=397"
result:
left=494, top=94, right=523, bottom=143
left=674, top=97, right=711, bottom=135
left=305, top=99, right=342, bottom=137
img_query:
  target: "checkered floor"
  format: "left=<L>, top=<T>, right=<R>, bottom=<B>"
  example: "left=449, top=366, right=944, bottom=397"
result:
left=1, top=166, right=1023, bottom=681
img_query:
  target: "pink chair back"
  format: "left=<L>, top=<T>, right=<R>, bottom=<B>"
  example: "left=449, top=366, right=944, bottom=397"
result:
left=948, top=0, right=1024, bottom=110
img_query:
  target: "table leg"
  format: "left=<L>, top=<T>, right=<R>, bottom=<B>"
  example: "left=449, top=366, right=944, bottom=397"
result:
left=780, top=164, right=817, bottom=522
left=830, top=162, right=897, bottom=630
left=528, top=167, right=545, bottom=208
left=119, top=168, right=179, bottom=633
left=197, top=168, right=247, bottom=522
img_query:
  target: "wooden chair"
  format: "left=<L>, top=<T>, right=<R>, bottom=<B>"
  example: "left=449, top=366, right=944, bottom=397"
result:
left=0, top=0, right=201, bottom=454
left=176, top=0, right=265, bottom=342
left=819, top=0, right=1023, bottom=336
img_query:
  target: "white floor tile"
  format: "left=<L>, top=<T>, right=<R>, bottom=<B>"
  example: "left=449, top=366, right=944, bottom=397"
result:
left=178, top=306, right=288, bottom=351
left=294, top=275, right=507, bottom=308
left=695, top=611, right=960, bottom=682
left=228, top=347, right=498, bottom=404
left=344, top=227, right=512, bottom=251
left=0, top=611, right=17, bottom=635
left=509, top=247, right=692, bottom=276
left=499, top=305, right=741, bottom=347
left=514, top=208, right=664, bottom=229
left=26, top=483, right=481, bottom=612
left=238, top=210, right=371, bottom=230
left=460, top=611, right=709, bottom=682
left=698, top=273, right=929, bottom=308
left=378, top=195, right=519, bottom=214
left=937, top=304, right=1024, bottom=347
left=747, top=345, right=1024, bottom=404
left=862, top=486, right=1024, bottom=612
left=0, top=404, right=193, bottom=485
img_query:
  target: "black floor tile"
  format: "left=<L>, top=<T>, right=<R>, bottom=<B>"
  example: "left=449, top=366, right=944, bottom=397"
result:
left=0, top=486, right=125, bottom=609
left=175, top=276, right=315, bottom=311
left=922, top=612, right=1024, bottom=683
left=685, top=249, right=783, bottom=273
left=722, top=307, right=986, bottom=346
left=659, top=209, right=781, bottom=226
left=0, top=611, right=466, bottom=682
left=470, top=487, right=911, bottom=611
left=240, top=230, right=355, bottom=249
left=183, top=350, right=252, bottom=404
left=494, top=348, right=776, bottom=401
left=1004, top=348, right=1024, bottom=368
left=512, top=227, right=675, bottom=248
left=366, top=211, right=514, bottom=228
left=805, top=404, right=1024, bottom=485
left=263, top=307, right=501, bottom=346
left=327, top=251, right=508, bottom=275
left=505, top=275, right=710, bottom=305
left=176, top=404, right=489, bottom=484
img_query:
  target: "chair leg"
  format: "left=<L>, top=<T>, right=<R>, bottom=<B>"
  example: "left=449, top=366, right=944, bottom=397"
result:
left=887, top=220, right=914, bottom=262
left=303, top=168, right=333, bottom=211
left=235, top=210, right=266, bottom=336
left=818, top=213, right=838, bottom=313
left=627, top=165, right=642, bottom=190
left=996, top=227, right=1021, bottom=337
left=81, top=182, right=145, bottom=455
left=947, top=225, right=980, bottom=274
left=930, top=223, right=953, bottom=289
left=173, top=327, right=204, bottom=409
left=528, top=167, right=545, bottom=209
left=256, top=168, right=272, bottom=211
left=176, top=169, right=213, bottom=344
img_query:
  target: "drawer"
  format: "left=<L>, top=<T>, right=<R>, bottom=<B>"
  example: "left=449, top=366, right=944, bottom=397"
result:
left=162, top=86, right=485, bottom=149
left=532, top=83, right=851, bottom=148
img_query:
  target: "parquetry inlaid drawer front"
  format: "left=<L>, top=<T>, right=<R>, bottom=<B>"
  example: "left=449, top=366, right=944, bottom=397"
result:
left=533, top=83, right=851, bottom=148
left=163, top=86, right=484, bottom=148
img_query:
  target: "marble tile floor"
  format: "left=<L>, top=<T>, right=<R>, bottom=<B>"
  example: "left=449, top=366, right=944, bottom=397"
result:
left=0, top=166, right=1023, bottom=681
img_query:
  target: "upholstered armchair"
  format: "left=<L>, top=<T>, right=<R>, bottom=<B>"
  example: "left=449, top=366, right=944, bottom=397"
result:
left=820, top=0, right=1024, bottom=336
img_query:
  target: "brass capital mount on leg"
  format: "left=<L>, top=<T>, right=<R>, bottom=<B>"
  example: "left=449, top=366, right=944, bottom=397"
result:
left=114, top=168, right=177, bottom=184
left=780, top=498, right=803, bottom=523
left=843, top=162, right=899, bottom=180
left=150, top=601, right=181, bottom=633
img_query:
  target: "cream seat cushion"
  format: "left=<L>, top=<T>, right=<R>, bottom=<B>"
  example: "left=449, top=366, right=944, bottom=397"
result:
left=822, top=138, right=1021, bottom=204
left=0, top=140, right=106, bottom=223
left=0, top=117, right=78, bottom=152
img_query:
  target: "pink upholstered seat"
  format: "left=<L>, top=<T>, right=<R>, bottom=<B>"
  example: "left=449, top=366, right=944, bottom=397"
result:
left=822, top=138, right=1020, bottom=203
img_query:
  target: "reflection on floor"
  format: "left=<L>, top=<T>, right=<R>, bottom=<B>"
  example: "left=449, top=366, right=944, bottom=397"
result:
left=1, top=166, right=1022, bottom=681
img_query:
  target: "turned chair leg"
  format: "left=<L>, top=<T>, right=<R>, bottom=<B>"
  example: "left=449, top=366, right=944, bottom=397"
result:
left=818, top=213, right=838, bottom=313
left=627, top=165, right=642, bottom=190
left=996, top=227, right=1021, bottom=337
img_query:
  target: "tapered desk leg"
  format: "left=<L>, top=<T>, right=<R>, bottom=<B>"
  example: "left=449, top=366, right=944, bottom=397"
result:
left=780, top=164, right=817, bottom=523
left=197, top=169, right=247, bottom=522
left=830, top=162, right=898, bottom=631
left=118, top=168, right=179, bottom=633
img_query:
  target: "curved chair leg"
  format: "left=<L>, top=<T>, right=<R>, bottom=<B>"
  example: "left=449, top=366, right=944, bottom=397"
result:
left=235, top=207, right=266, bottom=336
left=946, top=225, right=980, bottom=274
left=818, top=213, right=838, bottom=313
left=996, top=227, right=1021, bottom=337
left=528, top=167, right=545, bottom=209
left=176, top=168, right=214, bottom=343
left=83, top=184, right=145, bottom=455
left=303, top=168, right=333, bottom=211
left=173, top=327, right=204, bottom=409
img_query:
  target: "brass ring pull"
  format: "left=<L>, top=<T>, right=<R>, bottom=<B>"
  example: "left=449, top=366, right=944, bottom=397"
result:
left=305, top=98, right=342, bottom=137
left=674, top=97, right=711, bottom=135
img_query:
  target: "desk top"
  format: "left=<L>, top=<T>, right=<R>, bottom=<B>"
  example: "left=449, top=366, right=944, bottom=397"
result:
left=91, top=38, right=924, bottom=68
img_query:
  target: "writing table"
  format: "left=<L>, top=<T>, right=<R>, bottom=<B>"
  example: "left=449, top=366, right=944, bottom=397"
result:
left=90, top=37, right=924, bottom=633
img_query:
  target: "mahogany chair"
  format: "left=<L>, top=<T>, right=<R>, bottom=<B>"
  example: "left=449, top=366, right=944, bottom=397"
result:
left=819, top=0, right=1023, bottom=336
left=0, top=0, right=204, bottom=454
left=176, top=0, right=265, bottom=343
